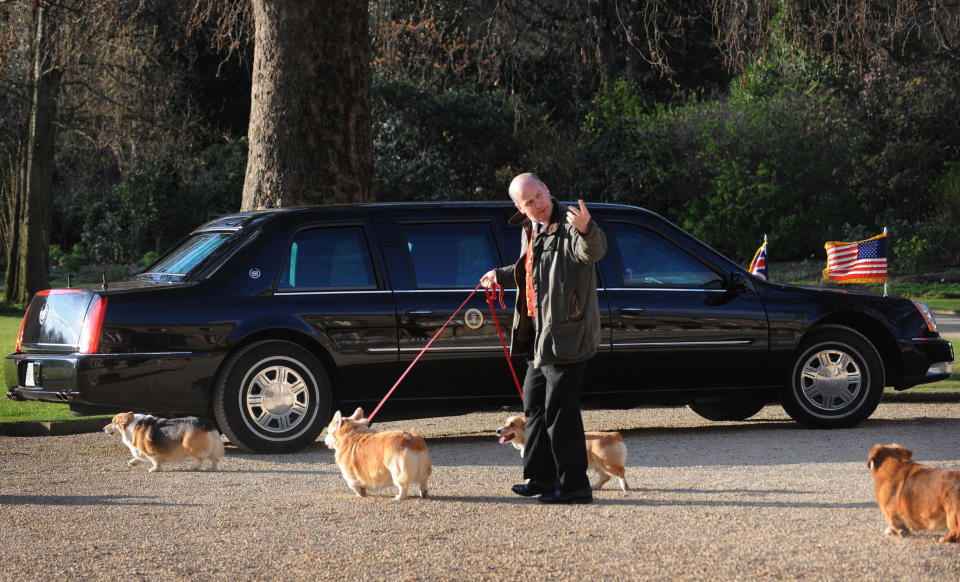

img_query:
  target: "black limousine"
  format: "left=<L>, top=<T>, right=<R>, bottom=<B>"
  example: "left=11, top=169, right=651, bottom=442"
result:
left=6, top=202, right=954, bottom=452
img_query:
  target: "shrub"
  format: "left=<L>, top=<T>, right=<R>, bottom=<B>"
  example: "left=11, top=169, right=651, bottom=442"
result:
left=137, top=251, right=159, bottom=269
left=578, top=77, right=865, bottom=261
left=48, top=243, right=88, bottom=275
left=80, top=139, right=244, bottom=263
left=371, top=77, right=575, bottom=200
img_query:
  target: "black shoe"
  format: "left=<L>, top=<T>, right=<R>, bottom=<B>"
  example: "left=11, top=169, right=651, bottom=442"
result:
left=511, top=481, right=553, bottom=497
left=538, top=487, right=593, bottom=505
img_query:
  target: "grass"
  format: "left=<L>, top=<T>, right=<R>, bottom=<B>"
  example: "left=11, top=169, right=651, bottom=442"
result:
left=922, top=298, right=960, bottom=313
left=0, top=399, right=81, bottom=423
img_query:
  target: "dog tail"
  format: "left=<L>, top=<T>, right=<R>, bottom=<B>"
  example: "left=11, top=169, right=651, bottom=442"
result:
left=209, top=431, right=225, bottom=466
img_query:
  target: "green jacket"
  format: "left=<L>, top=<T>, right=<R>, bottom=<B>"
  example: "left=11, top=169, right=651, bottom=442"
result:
left=495, top=199, right=607, bottom=367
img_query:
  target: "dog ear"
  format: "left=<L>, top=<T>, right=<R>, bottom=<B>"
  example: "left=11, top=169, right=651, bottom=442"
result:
left=867, top=444, right=885, bottom=469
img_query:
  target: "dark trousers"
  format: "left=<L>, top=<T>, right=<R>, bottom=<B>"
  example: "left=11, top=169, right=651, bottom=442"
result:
left=522, top=359, right=590, bottom=492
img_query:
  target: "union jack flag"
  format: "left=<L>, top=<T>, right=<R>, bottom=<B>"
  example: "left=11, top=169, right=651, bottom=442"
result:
left=822, top=233, right=887, bottom=283
left=748, top=242, right=768, bottom=280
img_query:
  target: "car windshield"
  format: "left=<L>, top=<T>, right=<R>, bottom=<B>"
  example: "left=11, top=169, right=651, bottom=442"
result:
left=137, top=232, right=232, bottom=282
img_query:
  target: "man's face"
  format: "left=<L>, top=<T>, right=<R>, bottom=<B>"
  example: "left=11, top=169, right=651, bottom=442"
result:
left=511, top=185, right=553, bottom=224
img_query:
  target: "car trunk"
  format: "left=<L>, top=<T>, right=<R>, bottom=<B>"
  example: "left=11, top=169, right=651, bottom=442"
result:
left=17, top=289, right=105, bottom=354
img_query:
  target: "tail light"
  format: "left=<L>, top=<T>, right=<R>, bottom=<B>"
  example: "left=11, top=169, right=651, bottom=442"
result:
left=78, top=296, right=108, bottom=354
left=14, top=306, right=30, bottom=352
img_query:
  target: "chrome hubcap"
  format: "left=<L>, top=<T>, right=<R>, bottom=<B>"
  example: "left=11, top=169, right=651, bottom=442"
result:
left=245, top=364, right=310, bottom=433
left=799, top=349, right=862, bottom=411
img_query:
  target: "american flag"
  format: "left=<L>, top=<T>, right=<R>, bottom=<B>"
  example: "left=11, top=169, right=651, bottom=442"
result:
left=822, top=234, right=887, bottom=283
left=749, top=243, right=768, bottom=280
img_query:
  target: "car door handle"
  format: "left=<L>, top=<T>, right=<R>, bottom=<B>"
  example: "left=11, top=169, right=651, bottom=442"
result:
left=618, top=307, right=646, bottom=315
left=405, top=309, right=434, bottom=316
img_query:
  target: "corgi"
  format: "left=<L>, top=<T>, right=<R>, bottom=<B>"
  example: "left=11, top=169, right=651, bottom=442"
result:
left=104, top=412, right=224, bottom=473
left=323, top=407, right=431, bottom=500
left=868, top=443, right=960, bottom=543
left=496, top=414, right=629, bottom=491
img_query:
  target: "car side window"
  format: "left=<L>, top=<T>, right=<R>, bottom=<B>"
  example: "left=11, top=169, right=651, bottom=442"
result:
left=611, top=222, right=722, bottom=288
left=401, top=223, right=499, bottom=289
left=278, top=226, right=377, bottom=289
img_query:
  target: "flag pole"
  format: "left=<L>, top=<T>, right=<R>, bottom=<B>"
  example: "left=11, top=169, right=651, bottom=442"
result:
left=763, top=234, right=768, bottom=280
left=883, top=226, right=888, bottom=297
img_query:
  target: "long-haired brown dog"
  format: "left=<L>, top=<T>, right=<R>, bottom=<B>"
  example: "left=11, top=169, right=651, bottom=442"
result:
left=496, top=414, right=629, bottom=491
left=323, top=407, right=431, bottom=500
left=104, top=412, right=224, bottom=472
left=867, top=443, right=960, bottom=543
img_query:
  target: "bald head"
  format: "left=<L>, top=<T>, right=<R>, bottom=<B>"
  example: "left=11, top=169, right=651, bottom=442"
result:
left=508, top=173, right=545, bottom=201
left=509, top=173, right=553, bottom=224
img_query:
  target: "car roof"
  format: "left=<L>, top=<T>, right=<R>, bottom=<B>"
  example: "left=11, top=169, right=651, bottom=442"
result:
left=192, top=201, right=664, bottom=233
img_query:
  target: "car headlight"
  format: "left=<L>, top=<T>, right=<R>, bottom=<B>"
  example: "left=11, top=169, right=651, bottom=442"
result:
left=912, top=300, right=939, bottom=333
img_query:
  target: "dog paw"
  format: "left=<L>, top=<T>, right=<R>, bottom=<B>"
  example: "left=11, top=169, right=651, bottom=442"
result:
left=884, top=526, right=910, bottom=537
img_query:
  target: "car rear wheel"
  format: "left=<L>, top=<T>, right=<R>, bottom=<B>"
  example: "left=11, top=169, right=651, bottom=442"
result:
left=214, top=340, right=332, bottom=453
left=688, top=397, right=766, bottom=421
left=780, top=325, right=884, bottom=429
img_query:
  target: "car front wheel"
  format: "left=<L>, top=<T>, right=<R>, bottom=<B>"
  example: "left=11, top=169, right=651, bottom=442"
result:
left=780, top=325, right=884, bottom=429
left=214, top=340, right=332, bottom=453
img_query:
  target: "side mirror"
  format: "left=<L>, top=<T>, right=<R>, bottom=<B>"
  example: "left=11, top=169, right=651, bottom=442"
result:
left=728, top=272, right=748, bottom=292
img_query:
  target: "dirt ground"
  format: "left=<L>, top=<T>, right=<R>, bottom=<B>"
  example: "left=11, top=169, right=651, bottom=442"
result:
left=2, top=402, right=960, bottom=581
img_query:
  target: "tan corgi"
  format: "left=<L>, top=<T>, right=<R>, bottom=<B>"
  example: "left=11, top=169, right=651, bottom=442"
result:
left=104, top=412, right=224, bottom=472
left=496, top=414, right=629, bottom=491
left=868, top=443, right=960, bottom=543
left=323, top=407, right=431, bottom=500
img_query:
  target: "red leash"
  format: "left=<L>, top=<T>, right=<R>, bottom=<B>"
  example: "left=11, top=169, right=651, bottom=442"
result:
left=484, top=285, right=524, bottom=401
left=366, top=283, right=523, bottom=424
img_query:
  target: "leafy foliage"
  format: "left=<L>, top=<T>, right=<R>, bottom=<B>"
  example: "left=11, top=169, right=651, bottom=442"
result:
left=81, top=139, right=244, bottom=263
left=578, top=75, right=866, bottom=261
left=372, top=77, right=574, bottom=201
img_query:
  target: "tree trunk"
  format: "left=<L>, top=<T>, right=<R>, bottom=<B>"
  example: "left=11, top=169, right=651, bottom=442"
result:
left=16, top=66, right=61, bottom=303
left=241, top=0, right=373, bottom=210
left=1, top=152, right=23, bottom=304
left=5, top=2, right=60, bottom=304
left=588, top=0, right=617, bottom=86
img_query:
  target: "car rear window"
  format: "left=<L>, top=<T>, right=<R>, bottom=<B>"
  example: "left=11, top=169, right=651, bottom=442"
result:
left=139, top=232, right=232, bottom=281
left=278, top=226, right=377, bottom=289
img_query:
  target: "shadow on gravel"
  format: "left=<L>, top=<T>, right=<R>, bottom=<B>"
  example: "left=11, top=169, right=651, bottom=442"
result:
left=0, top=494, right=198, bottom=507
left=616, top=416, right=960, bottom=439
left=225, top=468, right=340, bottom=475
left=423, top=491, right=876, bottom=509
left=617, top=416, right=960, bottom=468
left=587, top=497, right=877, bottom=509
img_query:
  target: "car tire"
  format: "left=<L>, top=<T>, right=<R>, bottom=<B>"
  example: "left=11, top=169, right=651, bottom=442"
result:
left=780, top=325, right=884, bottom=429
left=688, top=397, right=766, bottom=421
left=213, top=340, right=332, bottom=453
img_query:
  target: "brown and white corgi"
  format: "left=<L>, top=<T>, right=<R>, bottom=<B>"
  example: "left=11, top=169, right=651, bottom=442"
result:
left=868, top=443, right=960, bottom=543
left=323, top=407, right=431, bottom=500
left=104, top=412, right=224, bottom=472
left=496, top=414, right=629, bottom=491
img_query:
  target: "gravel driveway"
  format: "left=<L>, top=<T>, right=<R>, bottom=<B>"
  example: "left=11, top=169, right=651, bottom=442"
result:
left=2, top=402, right=959, bottom=581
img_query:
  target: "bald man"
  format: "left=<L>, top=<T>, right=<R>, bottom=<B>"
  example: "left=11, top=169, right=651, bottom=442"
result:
left=481, top=173, right=607, bottom=504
